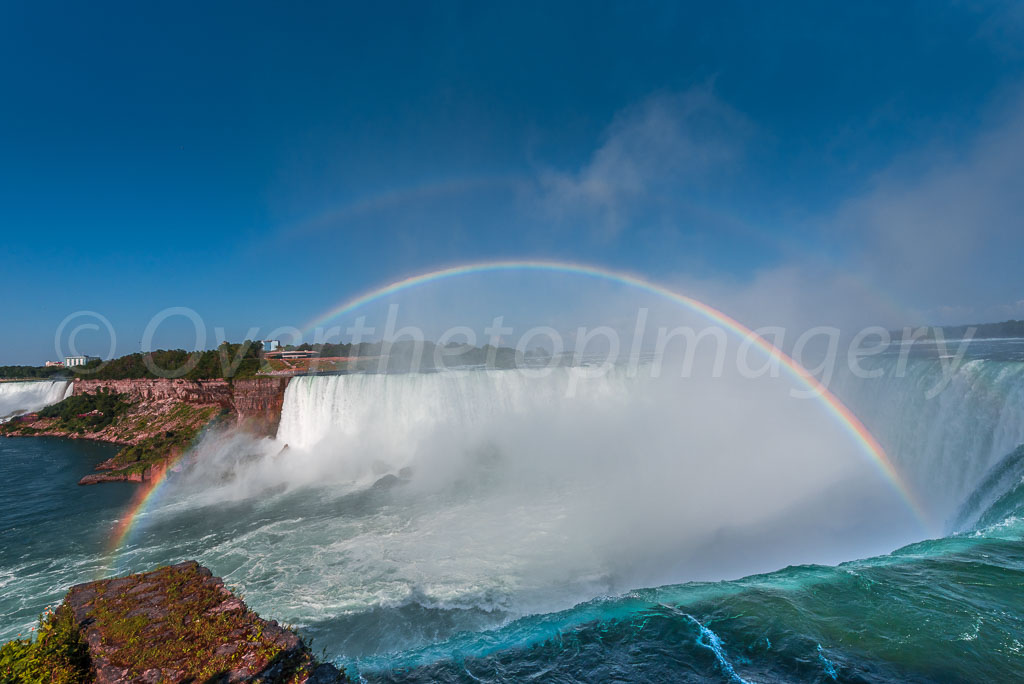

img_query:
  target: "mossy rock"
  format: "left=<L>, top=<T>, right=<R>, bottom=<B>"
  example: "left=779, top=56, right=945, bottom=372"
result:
left=1, top=561, right=349, bottom=683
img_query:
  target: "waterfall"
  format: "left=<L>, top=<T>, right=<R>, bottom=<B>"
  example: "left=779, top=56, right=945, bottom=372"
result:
left=134, top=360, right=1024, bottom=656
left=832, top=357, right=1024, bottom=528
left=263, top=367, right=935, bottom=589
left=0, top=380, right=73, bottom=422
left=277, top=357, right=1024, bottom=534
left=276, top=369, right=623, bottom=451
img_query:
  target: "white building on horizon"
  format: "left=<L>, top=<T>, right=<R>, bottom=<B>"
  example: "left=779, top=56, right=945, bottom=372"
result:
left=65, top=355, right=100, bottom=367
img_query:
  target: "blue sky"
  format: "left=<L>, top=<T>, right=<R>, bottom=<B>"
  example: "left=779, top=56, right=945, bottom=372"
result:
left=3, top=2, right=1024, bottom=363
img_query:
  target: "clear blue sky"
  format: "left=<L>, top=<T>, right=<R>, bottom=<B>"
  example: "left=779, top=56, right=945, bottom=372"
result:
left=3, top=2, right=1024, bottom=363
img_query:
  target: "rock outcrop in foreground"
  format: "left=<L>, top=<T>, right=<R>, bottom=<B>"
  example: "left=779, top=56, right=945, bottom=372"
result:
left=59, top=561, right=346, bottom=683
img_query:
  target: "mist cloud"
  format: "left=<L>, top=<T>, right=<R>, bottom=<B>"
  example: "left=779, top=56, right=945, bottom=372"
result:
left=829, top=92, right=1024, bottom=324
left=537, top=87, right=750, bottom=239
left=535, top=86, right=1024, bottom=330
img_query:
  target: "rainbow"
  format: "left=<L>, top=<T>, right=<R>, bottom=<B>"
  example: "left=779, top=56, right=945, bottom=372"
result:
left=105, top=259, right=930, bottom=562
left=100, top=450, right=193, bottom=576
left=275, top=175, right=524, bottom=241
left=301, top=259, right=929, bottom=524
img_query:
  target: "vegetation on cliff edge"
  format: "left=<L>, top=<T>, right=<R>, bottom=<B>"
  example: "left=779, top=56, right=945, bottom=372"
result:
left=1, top=395, right=222, bottom=480
left=0, top=390, right=132, bottom=436
left=68, top=341, right=264, bottom=381
left=0, top=606, right=90, bottom=684
left=110, top=404, right=221, bottom=474
left=0, top=341, right=264, bottom=381
left=37, top=389, right=132, bottom=432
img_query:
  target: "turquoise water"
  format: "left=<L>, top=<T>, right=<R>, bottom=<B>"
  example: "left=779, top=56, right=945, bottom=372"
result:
left=2, top=351, right=1024, bottom=682
left=3, top=435, right=1022, bottom=681
left=352, top=516, right=1024, bottom=682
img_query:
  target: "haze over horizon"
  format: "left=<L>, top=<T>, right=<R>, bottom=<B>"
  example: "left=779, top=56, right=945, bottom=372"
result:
left=4, top=2, right=1024, bottom=364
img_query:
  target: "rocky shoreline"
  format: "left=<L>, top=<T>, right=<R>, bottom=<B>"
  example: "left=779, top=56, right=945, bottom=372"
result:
left=1, top=561, right=348, bottom=683
left=0, top=378, right=289, bottom=485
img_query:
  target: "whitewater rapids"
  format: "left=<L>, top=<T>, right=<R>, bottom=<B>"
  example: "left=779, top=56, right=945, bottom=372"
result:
left=111, top=364, right=920, bottom=657
left=4, top=348, right=1024, bottom=677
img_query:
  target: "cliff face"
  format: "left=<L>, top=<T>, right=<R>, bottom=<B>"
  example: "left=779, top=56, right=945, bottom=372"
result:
left=2, top=377, right=292, bottom=485
left=71, top=377, right=289, bottom=437
left=231, top=377, right=290, bottom=436
left=73, top=378, right=235, bottom=408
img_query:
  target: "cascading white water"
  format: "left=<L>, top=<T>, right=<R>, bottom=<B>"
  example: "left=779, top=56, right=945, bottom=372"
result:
left=0, top=380, right=73, bottom=422
left=832, top=357, right=1024, bottom=528
left=112, top=363, right=991, bottom=660
left=276, top=369, right=622, bottom=456
left=4, top=351, right=1022, bottom=666
left=142, top=353, right=1024, bottom=653
left=239, top=367, right=924, bottom=597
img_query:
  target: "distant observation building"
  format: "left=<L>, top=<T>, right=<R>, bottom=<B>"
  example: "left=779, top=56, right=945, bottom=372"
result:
left=262, top=340, right=281, bottom=353
left=65, top=355, right=100, bottom=367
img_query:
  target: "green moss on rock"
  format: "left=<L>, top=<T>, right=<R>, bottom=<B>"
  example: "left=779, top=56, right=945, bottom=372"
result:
left=2, top=561, right=348, bottom=683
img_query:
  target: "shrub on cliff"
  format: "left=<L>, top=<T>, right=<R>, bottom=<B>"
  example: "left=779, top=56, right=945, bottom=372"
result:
left=112, top=405, right=219, bottom=473
left=37, top=389, right=131, bottom=433
left=0, top=606, right=90, bottom=684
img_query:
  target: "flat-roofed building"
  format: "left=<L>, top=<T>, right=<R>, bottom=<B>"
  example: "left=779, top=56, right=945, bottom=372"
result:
left=65, top=355, right=100, bottom=367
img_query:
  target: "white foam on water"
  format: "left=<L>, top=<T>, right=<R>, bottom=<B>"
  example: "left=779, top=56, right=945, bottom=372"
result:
left=143, top=366, right=922, bottom=644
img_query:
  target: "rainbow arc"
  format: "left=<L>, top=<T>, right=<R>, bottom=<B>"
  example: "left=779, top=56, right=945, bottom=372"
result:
left=104, top=259, right=929, bottom=571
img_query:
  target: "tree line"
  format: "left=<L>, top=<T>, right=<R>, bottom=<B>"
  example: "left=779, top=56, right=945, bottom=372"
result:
left=0, top=339, right=526, bottom=379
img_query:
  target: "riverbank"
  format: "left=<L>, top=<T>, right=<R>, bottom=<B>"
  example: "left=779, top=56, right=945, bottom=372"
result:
left=0, top=378, right=289, bottom=485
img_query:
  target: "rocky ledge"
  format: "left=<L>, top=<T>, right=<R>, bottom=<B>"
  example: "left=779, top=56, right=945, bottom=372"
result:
left=10, top=561, right=349, bottom=683
left=1, top=377, right=290, bottom=486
